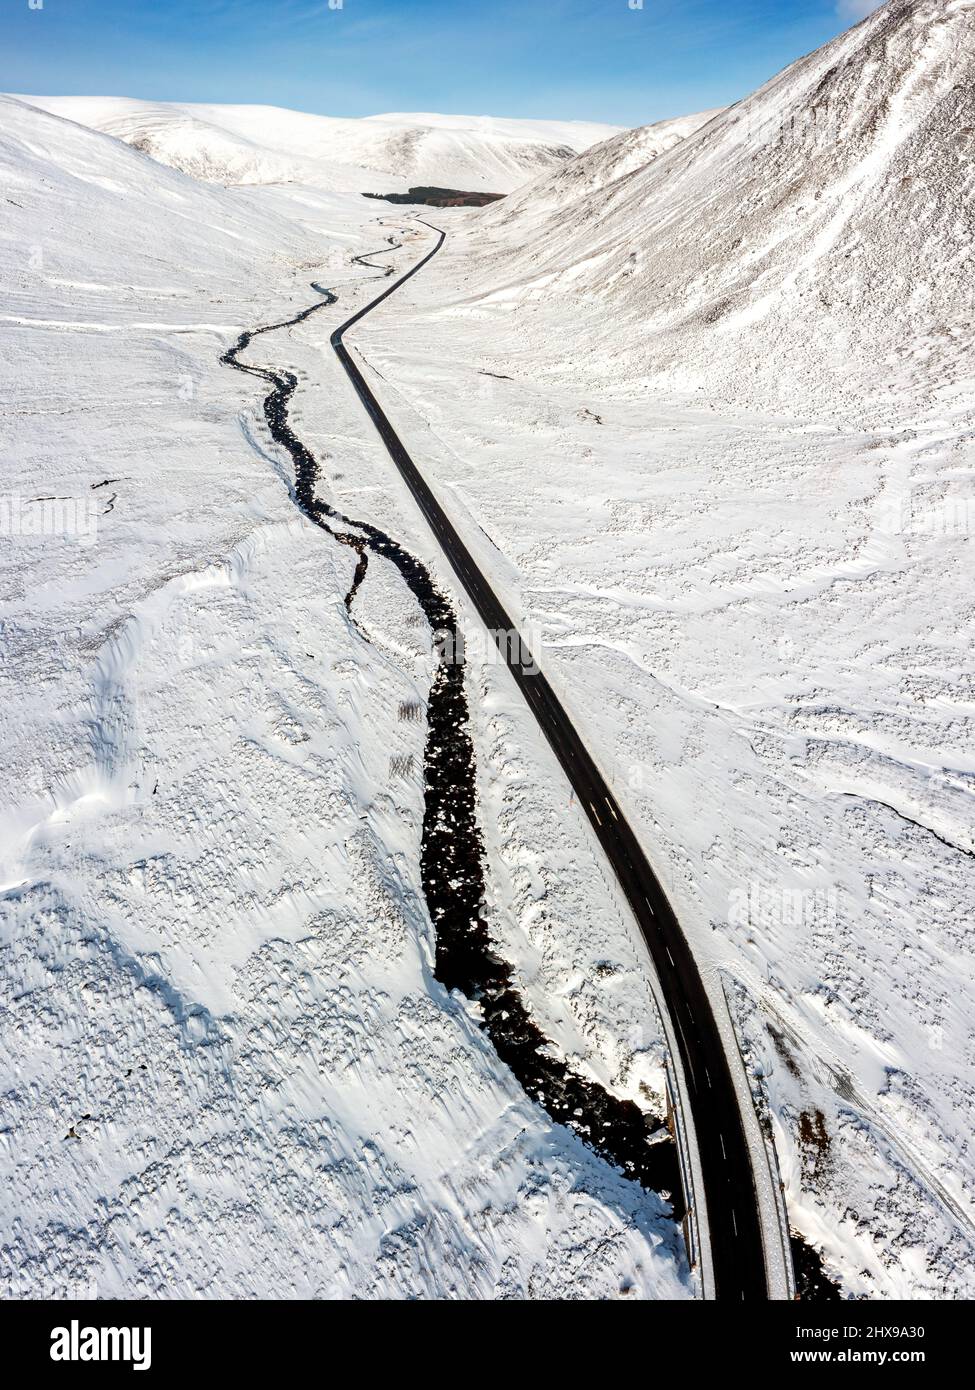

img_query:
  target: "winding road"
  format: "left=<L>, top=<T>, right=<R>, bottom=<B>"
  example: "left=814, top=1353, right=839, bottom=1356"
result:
left=330, top=220, right=773, bottom=1301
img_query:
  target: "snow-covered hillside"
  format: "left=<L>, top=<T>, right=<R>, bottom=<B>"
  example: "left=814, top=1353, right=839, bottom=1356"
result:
left=457, top=0, right=974, bottom=422
left=15, top=96, right=620, bottom=194
left=356, top=0, right=975, bottom=1298
left=0, top=95, right=690, bottom=1299
left=507, top=108, right=723, bottom=201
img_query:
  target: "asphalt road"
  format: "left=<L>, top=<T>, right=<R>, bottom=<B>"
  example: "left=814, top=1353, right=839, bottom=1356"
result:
left=330, top=221, right=771, bottom=1301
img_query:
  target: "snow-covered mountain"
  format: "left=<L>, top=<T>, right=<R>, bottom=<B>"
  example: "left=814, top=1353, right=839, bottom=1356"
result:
left=458, top=0, right=973, bottom=421
left=506, top=108, right=723, bottom=201
left=15, top=95, right=621, bottom=193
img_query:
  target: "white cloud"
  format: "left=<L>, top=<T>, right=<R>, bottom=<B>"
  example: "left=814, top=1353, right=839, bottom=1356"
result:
left=837, top=0, right=884, bottom=22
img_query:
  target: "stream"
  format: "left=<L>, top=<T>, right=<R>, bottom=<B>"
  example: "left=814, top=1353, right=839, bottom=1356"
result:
left=221, top=253, right=686, bottom=1236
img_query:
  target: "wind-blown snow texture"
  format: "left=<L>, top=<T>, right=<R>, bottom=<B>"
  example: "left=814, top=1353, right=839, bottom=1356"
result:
left=0, top=96, right=688, bottom=1300
left=357, top=0, right=975, bottom=1298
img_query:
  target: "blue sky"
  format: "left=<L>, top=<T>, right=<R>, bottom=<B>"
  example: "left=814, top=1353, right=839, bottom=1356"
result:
left=4, top=0, right=880, bottom=126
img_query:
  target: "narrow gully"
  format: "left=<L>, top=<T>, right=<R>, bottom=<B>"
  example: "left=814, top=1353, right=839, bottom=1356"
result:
left=220, top=257, right=686, bottom=1227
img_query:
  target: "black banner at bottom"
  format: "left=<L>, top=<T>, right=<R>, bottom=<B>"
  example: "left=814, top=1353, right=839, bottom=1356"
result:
left=0, top=1294, right=966, bottom=1376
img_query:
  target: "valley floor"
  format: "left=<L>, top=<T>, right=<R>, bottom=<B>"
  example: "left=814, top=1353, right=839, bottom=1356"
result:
left=357, top=214, right=975, bottom=1298
left=0, top=114, right=689, bottom=1300
left=2, top=84, right=972, bottom=1297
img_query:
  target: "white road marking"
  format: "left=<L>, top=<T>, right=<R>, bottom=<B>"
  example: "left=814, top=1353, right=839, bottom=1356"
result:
left=674, top=1016, right=696, bottom=1091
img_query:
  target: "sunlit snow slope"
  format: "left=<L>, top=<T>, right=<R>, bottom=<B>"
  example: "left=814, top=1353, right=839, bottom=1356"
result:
left=15, top=96, right=620, bottom=194
left=462, top=0, right=974, bottom=421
